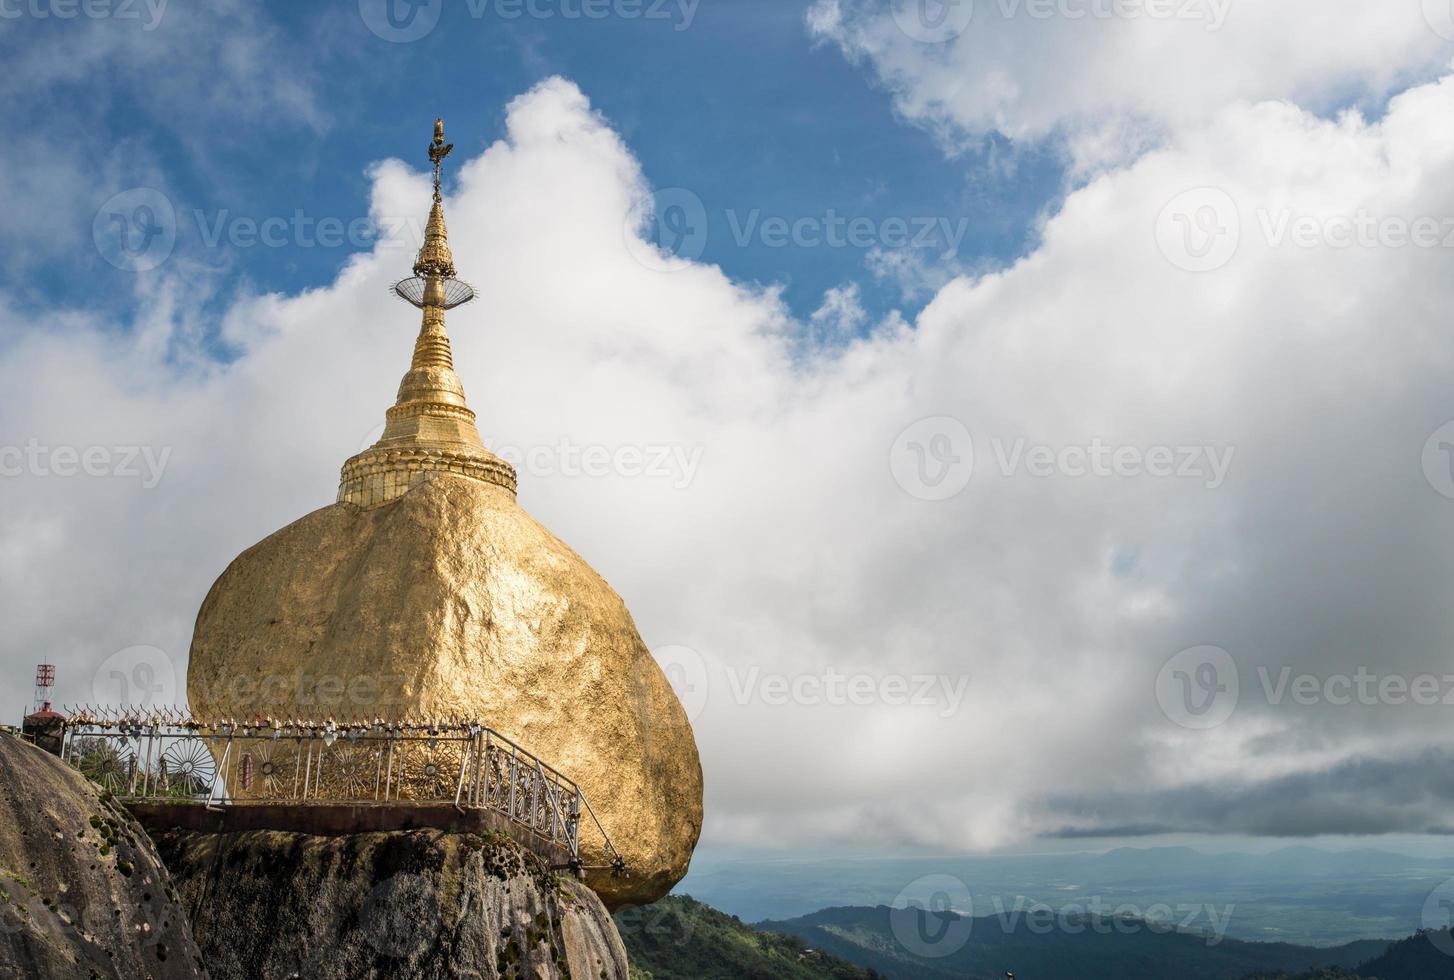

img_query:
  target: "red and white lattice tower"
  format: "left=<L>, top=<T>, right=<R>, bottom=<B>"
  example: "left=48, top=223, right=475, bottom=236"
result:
left=33, top=664, right=55, bottom=711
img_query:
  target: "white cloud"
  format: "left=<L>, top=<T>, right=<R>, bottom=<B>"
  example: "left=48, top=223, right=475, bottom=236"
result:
left=9, top=72, right=1454, bottom=854
left=809, top=282, right=870, bottom=344
left=808, top=0, right=1453, bottom=167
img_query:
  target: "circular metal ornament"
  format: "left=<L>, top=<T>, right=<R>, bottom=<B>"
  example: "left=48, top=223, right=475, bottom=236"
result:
left=391, top=276, right=475, bottom=310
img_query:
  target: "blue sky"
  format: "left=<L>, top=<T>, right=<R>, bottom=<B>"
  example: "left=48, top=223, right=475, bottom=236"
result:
left=14, top=0, right=1454, bottom=885
left=5, top=0, right=1062, bottom=350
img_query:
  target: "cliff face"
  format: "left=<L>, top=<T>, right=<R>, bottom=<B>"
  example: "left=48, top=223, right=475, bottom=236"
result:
left=0, top=734, right=207, bottom=980
left=154, top=827, right=630, bottom=980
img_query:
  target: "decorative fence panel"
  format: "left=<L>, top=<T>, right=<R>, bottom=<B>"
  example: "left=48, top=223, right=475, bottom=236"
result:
left=59, top=710, right=585, bottom=859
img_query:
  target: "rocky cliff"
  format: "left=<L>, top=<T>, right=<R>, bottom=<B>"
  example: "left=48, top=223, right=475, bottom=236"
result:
left=0, top=733, right=207, bottom=980
left=154, top=826, right=630, bottom=980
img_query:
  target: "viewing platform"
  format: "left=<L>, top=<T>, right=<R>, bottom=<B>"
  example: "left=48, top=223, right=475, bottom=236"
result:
left=52, top=708, right=625, bottom=877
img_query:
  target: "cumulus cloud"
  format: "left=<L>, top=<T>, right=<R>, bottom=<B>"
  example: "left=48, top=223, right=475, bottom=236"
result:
left=9, top=69, right=1454, bottom=853
left=808, top=0, right=1453, bottom=167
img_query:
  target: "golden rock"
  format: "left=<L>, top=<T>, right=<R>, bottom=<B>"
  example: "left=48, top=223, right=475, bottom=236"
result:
left=185, top=120, right=703, bottom=909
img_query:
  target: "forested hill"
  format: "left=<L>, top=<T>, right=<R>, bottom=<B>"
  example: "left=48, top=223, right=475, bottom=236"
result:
left=1351, top=928, right=1454, bottom=979
left=615, top=895, right=884, bottom=980
left=618, top=895, right=1451, bottom=980
left=1239, top=929, right=1454, bottom=979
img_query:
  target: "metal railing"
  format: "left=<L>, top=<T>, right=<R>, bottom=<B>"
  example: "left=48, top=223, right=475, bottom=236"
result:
left=58, top=707, right=623, bottom=871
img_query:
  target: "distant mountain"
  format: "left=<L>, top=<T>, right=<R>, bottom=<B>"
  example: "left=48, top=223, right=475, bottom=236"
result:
left=757, top=905, right=1389, bottom=980
left=1232, top=965, right=1366, bottom=971
left=681, top=846, right=1452, bottom=943
left=615, top=895, right=882, bottom=980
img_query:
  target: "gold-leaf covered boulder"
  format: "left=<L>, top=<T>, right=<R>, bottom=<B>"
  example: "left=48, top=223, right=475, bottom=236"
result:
left=185, top=120, right=702, bottom=910
left=187, top=473, right=702, bottom=908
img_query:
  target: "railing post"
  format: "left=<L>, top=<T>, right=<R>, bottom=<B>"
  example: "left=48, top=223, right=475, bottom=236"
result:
left=485, top=729, right=497, bottom=802
left=508, top=753, right=517, bottom=822
left=530, top=762, right=544, bottom=836
left=453, top=734, right=471, bottom=812
left=207, top=734, right=232, bottom=811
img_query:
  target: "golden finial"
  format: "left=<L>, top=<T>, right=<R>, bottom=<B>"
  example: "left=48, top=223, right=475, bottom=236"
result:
left=429, top=117, right=453, bottom=203
left=406, top=117, right=461, bottom=293
left=336, top=118, right=517, bottom=509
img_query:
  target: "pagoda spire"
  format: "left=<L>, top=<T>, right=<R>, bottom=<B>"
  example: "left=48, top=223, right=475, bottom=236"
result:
left=337, top=119, right=516, bottom=509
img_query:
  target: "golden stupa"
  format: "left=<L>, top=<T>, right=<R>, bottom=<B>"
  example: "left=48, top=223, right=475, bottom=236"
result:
left=186, top=120, right=703, bottom=909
